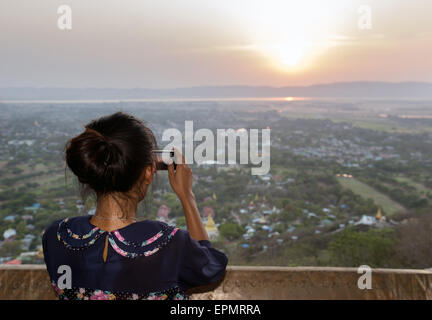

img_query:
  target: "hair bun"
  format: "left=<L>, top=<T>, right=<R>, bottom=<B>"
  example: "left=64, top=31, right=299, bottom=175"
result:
left=65, top=111, right=157, bottom=195
left=84, top=127, right=114, bottom=165
left=65, top=127, right=122, bottom=193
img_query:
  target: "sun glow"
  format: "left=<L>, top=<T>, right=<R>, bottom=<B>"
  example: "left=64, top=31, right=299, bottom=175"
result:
left=267, top=42, right=305, bottom=67
left=246, top=1, right=349, bottom=72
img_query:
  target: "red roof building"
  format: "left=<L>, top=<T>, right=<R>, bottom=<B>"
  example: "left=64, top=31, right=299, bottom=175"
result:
left=4, top=259, right=22, bottom=265
left=202, top=206, right=215, bottom=218
left=157, top=205, right=171, bottom=219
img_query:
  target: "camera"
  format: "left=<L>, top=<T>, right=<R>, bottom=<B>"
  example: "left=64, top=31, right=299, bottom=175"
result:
left=152, top=150, right=176, bottom=170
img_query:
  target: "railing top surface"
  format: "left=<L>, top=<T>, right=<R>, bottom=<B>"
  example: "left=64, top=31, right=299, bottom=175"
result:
left=1, top=264, right=431, bottom=274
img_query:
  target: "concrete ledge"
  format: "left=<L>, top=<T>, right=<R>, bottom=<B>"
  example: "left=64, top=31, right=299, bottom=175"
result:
left=1, top=265, right=431, bottom=300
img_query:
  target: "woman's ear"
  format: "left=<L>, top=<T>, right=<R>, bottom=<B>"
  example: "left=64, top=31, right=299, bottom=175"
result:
left=143, top=165, right=154, bottom=185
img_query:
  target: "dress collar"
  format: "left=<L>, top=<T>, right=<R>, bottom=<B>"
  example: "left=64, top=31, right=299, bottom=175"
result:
left=56, top=216, right=179, bottom=258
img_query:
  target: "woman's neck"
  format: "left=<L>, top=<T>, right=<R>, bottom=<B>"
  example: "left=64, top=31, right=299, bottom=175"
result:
left=90, top=193, right=138, bottom=232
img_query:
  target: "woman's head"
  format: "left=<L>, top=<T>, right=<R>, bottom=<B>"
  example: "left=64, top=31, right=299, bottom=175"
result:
left=65, top=111, right=157, bottom=201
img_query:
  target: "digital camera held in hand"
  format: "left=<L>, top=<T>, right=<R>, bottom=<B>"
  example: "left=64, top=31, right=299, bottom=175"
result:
left=152, top=150, right=177, bottom=170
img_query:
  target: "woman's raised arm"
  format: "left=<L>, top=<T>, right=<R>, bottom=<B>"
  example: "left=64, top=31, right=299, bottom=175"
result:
left=167, top=147, right=209, bottom=241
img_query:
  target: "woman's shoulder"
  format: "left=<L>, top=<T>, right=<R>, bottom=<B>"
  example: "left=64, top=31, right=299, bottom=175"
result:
left=43, top=215, right=190, bottom=240
left=42, top=216, right=172, bottom=242
left=113, top=219, right=184, bottom=247
left=43, top=217, right=65, bottom=239
left=43, top=215, right=185, bottom=258
left=45, top=215, right=172, bottom=231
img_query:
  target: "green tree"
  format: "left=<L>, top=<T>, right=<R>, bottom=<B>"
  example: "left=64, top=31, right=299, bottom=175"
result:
left=15, top=220, right=27, bottom=239
left=175, top=216, right=186, bottom=229
left=328, top=227, right=398, bottom=267
left=0, top=240, right=23, bottom=258
left=219, top=223, right=245, bottom=241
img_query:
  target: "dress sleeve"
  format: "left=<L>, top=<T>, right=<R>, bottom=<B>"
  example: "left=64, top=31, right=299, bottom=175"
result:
left=178, top=230, right=228, bottom=288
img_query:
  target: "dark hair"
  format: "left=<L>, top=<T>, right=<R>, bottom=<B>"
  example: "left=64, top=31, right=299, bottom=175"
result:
left=64, top=111, right=157, bottom=198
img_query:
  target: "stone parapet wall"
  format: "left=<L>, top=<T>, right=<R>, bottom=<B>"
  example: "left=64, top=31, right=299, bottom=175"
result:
left=1, top=265, right=431, bottom=300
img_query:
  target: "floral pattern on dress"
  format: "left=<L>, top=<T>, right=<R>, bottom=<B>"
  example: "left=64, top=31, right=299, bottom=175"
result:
left=113, top=226, right=167, bottom=247
left=56, top=217, right=179, bottom=259
left=57, top=218, right=105, bottom=251
left=108, top=227, right=179, bottom=258
left=51, top=281, right=188, bottom=300
left=64, top=218, right=100, bottom=239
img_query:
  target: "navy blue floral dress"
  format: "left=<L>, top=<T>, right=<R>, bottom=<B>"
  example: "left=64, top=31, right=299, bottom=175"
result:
left=42, top=216, right=228, bottom=300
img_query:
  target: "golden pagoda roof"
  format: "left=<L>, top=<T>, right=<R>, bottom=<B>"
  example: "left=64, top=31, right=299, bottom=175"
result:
left=376, top=208, right=382, bottom=220
left=205, top=215, right=218, bottom=231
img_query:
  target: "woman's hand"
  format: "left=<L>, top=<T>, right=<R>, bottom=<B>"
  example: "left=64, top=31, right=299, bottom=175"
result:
left=167, top=147, right=195, bottom=203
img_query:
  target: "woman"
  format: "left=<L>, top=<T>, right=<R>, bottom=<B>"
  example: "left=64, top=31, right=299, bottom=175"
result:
left=42, top=111, right=228, bottom=300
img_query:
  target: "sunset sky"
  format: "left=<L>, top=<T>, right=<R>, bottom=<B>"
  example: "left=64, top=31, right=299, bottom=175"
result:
left=0, top=0, right=431, bottom=88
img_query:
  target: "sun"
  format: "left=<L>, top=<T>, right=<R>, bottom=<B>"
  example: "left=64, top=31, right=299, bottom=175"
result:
left=246, top=1, right=350, bottom=72
left=258, top=41, right=306, bottom=71
left=273, top=42, right=304, bottom=67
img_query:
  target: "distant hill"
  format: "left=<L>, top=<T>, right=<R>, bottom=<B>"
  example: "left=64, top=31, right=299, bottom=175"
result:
left=1, top=82, right=431, bottom=100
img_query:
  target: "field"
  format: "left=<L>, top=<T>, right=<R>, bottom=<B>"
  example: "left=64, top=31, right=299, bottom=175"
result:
left=395, top=176, right=431, bottom=196
left=337, top=176, right=406, bottom=216
left=350, top=120, right=432, bottom=134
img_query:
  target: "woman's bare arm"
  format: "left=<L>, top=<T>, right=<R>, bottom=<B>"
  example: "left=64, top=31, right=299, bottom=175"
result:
left=167, top=147, right=209, bottom=241
left=179, top=193, right=209, bottom=241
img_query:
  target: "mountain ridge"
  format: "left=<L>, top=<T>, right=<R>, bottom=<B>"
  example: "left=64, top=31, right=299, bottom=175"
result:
left=1, top=81, right=431, bottom=100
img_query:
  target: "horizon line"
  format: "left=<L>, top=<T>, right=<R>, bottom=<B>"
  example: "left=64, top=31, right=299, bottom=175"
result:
left=1, top=80, right=432, bottom=90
